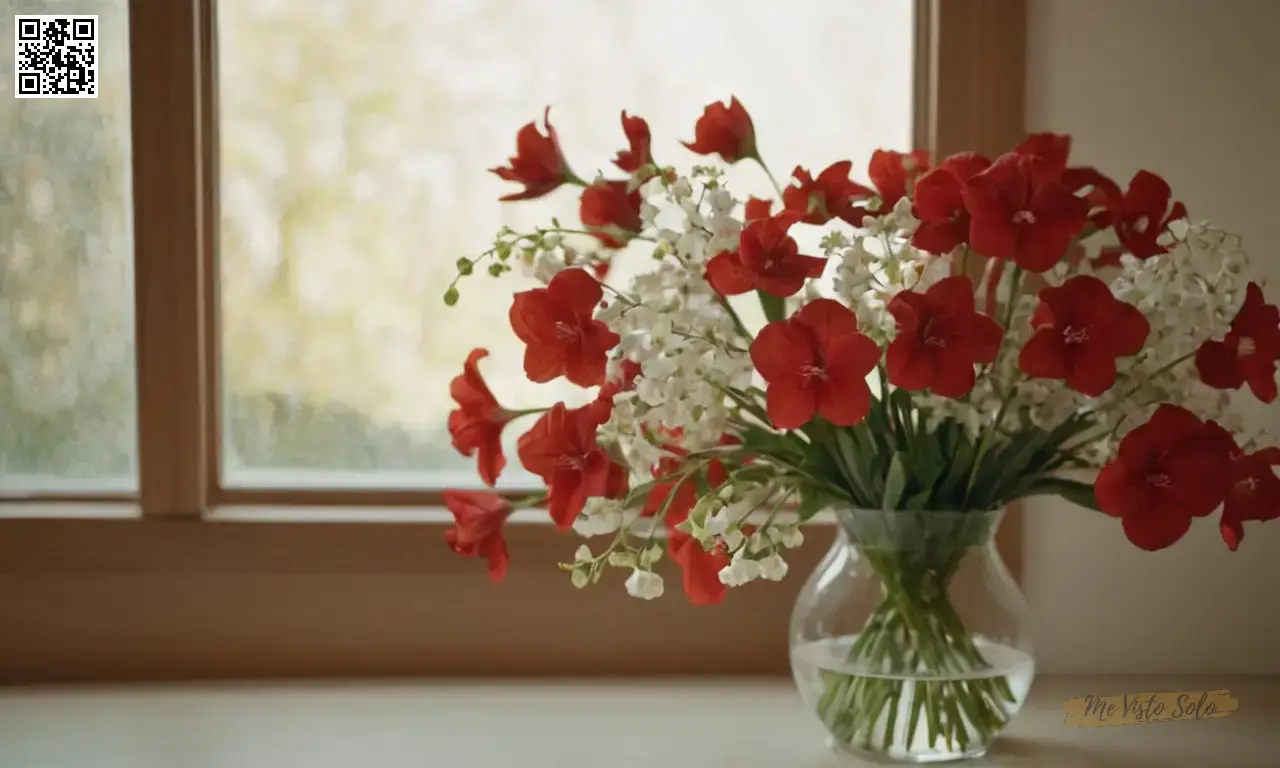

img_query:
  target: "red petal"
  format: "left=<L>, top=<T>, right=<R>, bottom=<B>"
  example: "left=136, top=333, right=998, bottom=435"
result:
left=939, top=151, right=991, bottom=182
left=1018, top=330, right=1070, bottom=380
left=926, top=275, right=977, bottom=315
left=1122, top=507, right=1193, bottom=552
left=485, top=536, right=510, bottom=582
left=816, top=377, right=871, bottom=426
left=1126, top=170, right=1172, bottom=213
left=929, top=345, right=979, bottom=398
left=549, top=268, right=604, bottom=313
left=476, top=438, right=506, bottom=488
left=744, top=196, right=773, bottom=221
left=1065, top=347, right=1119, bottom=397
left=913, top=168, right=963, bottom=221
left=885, top=337, right=932, bottom=390
left=1109, top=300, right=1150, bottom=358
left=765, top=375, right=818, bottom=430
left=704, top=251, right=756, bottom=296
left=794, top=298, right=860, bottom=346
left=522, top=343, right=563, bottom=383
left=911, top=220, right=966, bottom=255
left=824, top=332, right=882, bottom=382
left=1094, top=460, right=1142, bottom=519
left=1194, top=339, right=1245, bottom=390
left=964, top=312, right=1004, bottom=364
left=750, top=320, right=817, bottom=382
left=1243, top=357, right=1278, bottom=404
left=1220, top=518, right=1244, bottom=552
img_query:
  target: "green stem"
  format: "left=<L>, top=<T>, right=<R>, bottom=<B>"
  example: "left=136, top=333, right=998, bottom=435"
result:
left=812, top=545, right=1016, bottom=757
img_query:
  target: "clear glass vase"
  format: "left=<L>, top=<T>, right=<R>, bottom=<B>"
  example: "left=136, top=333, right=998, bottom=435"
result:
left=789, top=508, right=1034, bottom=764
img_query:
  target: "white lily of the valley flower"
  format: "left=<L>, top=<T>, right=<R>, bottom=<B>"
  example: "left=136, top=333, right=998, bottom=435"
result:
left=758, top=554, right=789, bottom=581
left=625, top=569, right=664, bottom=600
left=718, top=553, right=762, bottom=587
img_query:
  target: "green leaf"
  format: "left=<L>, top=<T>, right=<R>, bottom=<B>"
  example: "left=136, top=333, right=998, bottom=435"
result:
left=1023, top=477, right=1102, bottom=511
left=903, top=487, right=932, bottom=510
left=936, top=429, right=976, bottom=503
left=832, top=425, right=875, bottom=505
left=757, top=290, right=786, bottom=323
left=978, top=428, right=1053, bottom=508
left=882, top=452, right=908, bottom=511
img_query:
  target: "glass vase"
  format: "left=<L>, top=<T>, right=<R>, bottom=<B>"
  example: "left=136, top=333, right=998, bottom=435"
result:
left=789, top=508, right=1034, bottom=763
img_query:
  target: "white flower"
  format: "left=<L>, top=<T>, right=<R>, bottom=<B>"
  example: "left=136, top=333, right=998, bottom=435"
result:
left=570, top=569, right=590, bottom=589
left=573, top=545, right=593, bottom=563
left=625, top=569, right=664, bottom=600
left=671, top=178, right=693, bottom=199
left=718, top=553, right=762, bottom=587
left=758, top=554, right=789, bottom=581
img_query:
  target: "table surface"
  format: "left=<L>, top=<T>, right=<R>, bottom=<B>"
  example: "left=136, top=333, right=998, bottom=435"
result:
left=0, top=676, right=1275, bottom=767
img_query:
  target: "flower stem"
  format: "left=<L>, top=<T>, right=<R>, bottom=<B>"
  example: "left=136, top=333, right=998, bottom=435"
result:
left=813, top=547, right=1016, bottom=757
left=753, top=156, right=785, bottom=199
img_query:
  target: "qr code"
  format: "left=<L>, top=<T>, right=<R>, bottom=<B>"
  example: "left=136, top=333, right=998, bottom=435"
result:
left=14, top=15, right=98, bottom=99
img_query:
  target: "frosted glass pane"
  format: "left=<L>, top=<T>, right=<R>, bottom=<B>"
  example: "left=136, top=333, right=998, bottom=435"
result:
left=216, top=0, right=914, bottom=488
left=0, top=1, right=136, bottom=494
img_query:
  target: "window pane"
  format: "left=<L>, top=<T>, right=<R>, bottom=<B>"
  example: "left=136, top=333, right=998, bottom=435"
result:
left=217, top=0, right=914, bottom=489
left=0, top=1, right=136, bottom=494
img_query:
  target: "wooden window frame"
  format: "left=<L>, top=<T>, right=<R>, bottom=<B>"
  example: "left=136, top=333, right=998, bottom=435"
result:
left=0, top=0, right=1025, bottom=683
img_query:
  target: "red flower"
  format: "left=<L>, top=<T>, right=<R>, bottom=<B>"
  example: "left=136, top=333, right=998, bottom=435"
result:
left=962, top=153, right=1090, bottom=273
left=1105, top=171, right=1188, bottom=259
left=744, top=196, right=773, bottom=221
left=750, top=298, right=881, bottom=429
left=443, top=490, right=514, bottom=582
left=510, top=267, right=621, bottom=387
left=517, top=403, right=627, bottom=529
left=585, top=359, right=642, bottom=424
left=782, top=161, right=874, bottom=226
left=704, top=211, right=826, bottom=298
left=910, top=152, right=992, bottom=255
left=1195, top=282, right=1280, bottom=403
left=490, top=107, right=572, bottom=201
left=886, top=276, right=1003, bottom=397
left=580, top=180, right=643, bottom=249
left=613, top=111, right=652, bottom=173
left=1095, top=405, right=1235, bottom=551
left=1019, top=275, right=1149, bottom=396
left=1217, top=436, right=1280, bottom=551
left=682, top=96, right=757, bottom=164
left=448, top=348, right=519, bottom=486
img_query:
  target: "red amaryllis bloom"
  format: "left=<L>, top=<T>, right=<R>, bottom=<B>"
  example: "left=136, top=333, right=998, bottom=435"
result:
left=585, top=359, right=642, bottom=424
left=782, top=161, right=874, bottom=226
left=910, top=152, right=992, bottom=255
left=1019, top=275, right=1149, bottom=396
left=613, top=111, right=652, bottom=173
left=886, top=276, right=1003, bottom=397
left=751, top=298, right=881, bottom=429
left=510, top=267, right=621, bottom=387
left=704, top=211, right=826, bottom=298
left=1095, top=405, right=1235, bottom=551
left=490, top=107, right=572, bottom=202
left=1217, top=436, right=1280, bottom=551
left=962, top=153, right=1090, bottom=273
left=580, top=180, right=643, bottom=249
left=1195, top=282, right=1280, bottom=404
left=1104, top=171, right=1188, bottom=259
left=517, top=403, right=627, bottom=530
left=443, top=490, right=514, bottom=582
left=448, top=348, right=520, bottom=486
left=682, top=96, right=757, bottom=164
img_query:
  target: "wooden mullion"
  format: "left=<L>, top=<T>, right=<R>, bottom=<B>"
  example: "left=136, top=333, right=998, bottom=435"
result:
left=128, top=0, right=209, bottom=519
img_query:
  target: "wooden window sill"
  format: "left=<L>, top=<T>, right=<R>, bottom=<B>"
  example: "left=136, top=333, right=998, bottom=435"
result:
left=1, top=676, right=1275, bottom=767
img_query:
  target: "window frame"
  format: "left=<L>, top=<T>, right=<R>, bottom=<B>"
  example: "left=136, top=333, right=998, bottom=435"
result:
left=0, top=0, right=1026, bottom=683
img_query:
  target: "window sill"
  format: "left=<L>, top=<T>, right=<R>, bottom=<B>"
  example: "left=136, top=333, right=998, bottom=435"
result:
left=0, top=676, right=1275, bottom=766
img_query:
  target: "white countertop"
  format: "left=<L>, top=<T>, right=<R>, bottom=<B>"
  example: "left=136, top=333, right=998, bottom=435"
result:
left=0, top=677, right=1275, bottom=767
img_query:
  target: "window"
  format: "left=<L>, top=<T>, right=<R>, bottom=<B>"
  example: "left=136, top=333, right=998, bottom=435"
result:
left=0, top=0, right=1026, bottom=682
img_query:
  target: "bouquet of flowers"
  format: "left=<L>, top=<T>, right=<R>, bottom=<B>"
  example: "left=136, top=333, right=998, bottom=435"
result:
left=441, top=97, right=1278, bottom=758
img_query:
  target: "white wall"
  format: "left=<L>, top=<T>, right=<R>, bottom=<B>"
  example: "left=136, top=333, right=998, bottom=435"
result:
left=1024, top=0, right=1280, bottom=674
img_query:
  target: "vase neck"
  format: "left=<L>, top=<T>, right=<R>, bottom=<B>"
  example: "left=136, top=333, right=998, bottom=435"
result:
left=835, top=508, right=1003, bottom=553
